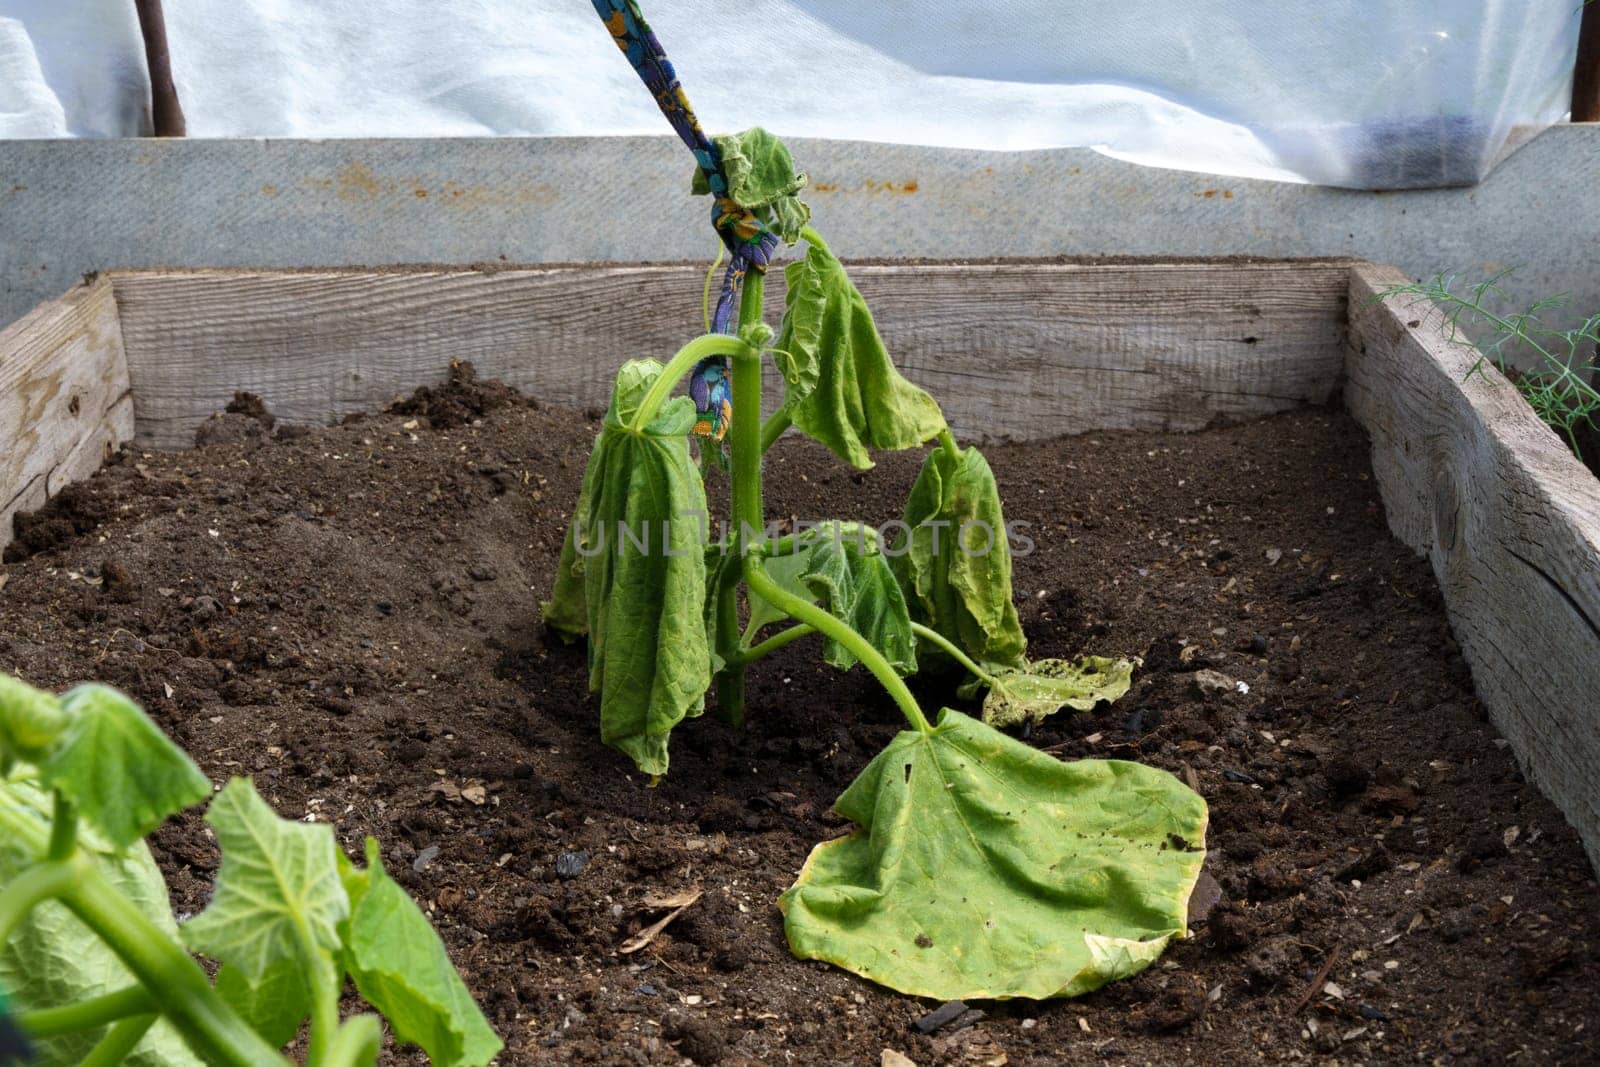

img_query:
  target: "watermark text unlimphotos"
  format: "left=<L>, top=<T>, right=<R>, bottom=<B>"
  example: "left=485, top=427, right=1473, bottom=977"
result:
left=568, top=512, right=1033, bottom=558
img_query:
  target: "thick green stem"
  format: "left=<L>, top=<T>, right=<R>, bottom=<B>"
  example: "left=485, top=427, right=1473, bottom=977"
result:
left=324, top=1016, right=383, bottom=1067
left=745, top=559, right=932, bottom=735
left=19, top=985, right=156, bottom=1038
left=937, top=428, right=962, bottom=462
left=629, top=334, right=749, bottom=433
left=0, top=860, right=76, bottom=945
left=736, top=623, right=815, bottom=664
left=714, top=273, right=770, bottom=720
left=909, top=622, right=996, bottom=686
left=59, top=860, right=288, bottom=1067
left=79, top=1013, right=158, bottom=1067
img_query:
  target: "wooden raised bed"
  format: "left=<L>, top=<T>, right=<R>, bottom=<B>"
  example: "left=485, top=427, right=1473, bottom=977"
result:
left=3, top=259, right=1598, bottom=870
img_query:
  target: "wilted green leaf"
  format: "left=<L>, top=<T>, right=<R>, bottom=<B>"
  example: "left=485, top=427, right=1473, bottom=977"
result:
left=338, top=840, right=502, bottom=1067
left=184, top=779, right=348, bottom=981
left=776, top=240, right=946, bottom=469
left=540, top=360, right=712, bottom=777
left=780, top=709, right=1207, bottom=1000
left=30, top=685, right=211, bottom=849
left=893, top=445, right=1027, bottom=670
left=689, top=127, right=810, bottom=243
left=0, top=779, right=203, bottom=1067
left=748, top=524, right=916, bottom=674
left=964, top=656, right=1135, bottom=727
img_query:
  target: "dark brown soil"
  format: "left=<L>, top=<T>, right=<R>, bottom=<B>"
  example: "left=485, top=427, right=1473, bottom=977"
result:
left=3, top=369, right=1598, bottom=1065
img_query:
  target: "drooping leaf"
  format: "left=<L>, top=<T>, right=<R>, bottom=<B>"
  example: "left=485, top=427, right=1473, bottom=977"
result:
left=689, top=127, right=810, bottom=244
left=748, top=523, right=916, bottom=674
left=962, top=656, right=1136, bottom=727
left=29, top=685, right=211, bottom=849
left=775, top=240, right=946, bottom=469
left=183, top=778, right=348, bottom=983
left=338, top=840, right=502, bottom=1067
left=892, top=445, right=1027, bottom=670
left=0, top=779, right=203, bottom=1067
left=541, top=360, right=712, bottom=777
left=215, top=961, right=311, bottom=1049
left=780, top=709, right=1207, bottom=1000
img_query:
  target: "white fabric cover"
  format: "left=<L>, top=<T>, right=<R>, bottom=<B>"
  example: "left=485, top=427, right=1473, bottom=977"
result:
left=0, top=0, right=1583, bottom=188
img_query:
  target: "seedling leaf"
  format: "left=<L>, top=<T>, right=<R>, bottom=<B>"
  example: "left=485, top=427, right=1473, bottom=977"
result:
left=780, top=709, right=1207, bottom=1000
left=215, top=962, right=312, bottom=1049
left=0, top=779, right=204, bottom=1066
left=183, top=778, right=348, bottom=981
left=776, top=240, right=946, bottom=469
left=967, top=656, right=1136, bottom=727
left=0, top=674, right=68, bottom=761
left=750, top=524, right=917, bottom=673
left=542, top=360, right=712, bottom=776
left=893, top=446, right=1027, bottom=669
left=36, top=684, right=212, bottom=849
left=337, top=840, right=502, bottom=1067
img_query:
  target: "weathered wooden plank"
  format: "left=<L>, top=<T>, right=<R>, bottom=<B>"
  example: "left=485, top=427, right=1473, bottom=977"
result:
left=1346, top=263, right=1600, bottom=870
left=0, top=278, right=134, bottom=556
left=109, top=260, right=1352, bottom=449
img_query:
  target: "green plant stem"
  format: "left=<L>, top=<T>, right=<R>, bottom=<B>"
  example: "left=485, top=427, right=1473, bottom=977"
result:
left=759, top=409, right=792, bottom=453
left=799, top=225, right=831, bottom=256
left=735, top=624, right=815, bottom=663
left=629, top=333, right=749, bottom=433
left=745, top=559, right=931, bottom=735
left=59, top=859, right=288, bottom=1067
left=759, top=522, right=880, bottom=558
left=910, top=622, right=996, bottom=686
left=47, top=790, right=77, bottom=861
left=714, top=273, right=771, bottom=721
left=301, top=942, right=340, bottom=1067
left=0, top=860, right=76, bottom=945
left=323, top=1015, right=383, bottom=1067
left=79, top=1013, right=158, bottom=1067
left=19, top=985, right=156, bottom=1038
left=937, top=429, right=962, bottom=462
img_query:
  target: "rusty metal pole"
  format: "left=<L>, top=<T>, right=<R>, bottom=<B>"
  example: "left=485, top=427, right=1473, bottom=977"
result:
left=133, top=0, right=186, bottom=136
left=1575, top=1, right=1600, bottom=122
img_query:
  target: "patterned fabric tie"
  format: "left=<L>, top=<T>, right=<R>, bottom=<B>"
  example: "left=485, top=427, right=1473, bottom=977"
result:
left=592, top=0, right=779, bottom=439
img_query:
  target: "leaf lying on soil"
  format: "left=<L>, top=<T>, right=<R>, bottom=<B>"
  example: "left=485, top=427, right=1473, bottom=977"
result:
left=780, top=709, right=1207, bottom=1001
left=963, top=655, right=1136, bottom=727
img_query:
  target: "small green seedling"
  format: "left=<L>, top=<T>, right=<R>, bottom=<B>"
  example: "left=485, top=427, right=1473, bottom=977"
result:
left=550, top=6, right=1209, bottom=997
left=0, top=674, right=500, bottom=1067
left=1378, top=270, right=1600, bottom=462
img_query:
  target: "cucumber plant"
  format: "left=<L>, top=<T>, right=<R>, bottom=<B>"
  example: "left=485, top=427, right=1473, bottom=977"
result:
left=548, top=0, right=1211, bottom=1000
left=0, top=674, right=500, bottom=1067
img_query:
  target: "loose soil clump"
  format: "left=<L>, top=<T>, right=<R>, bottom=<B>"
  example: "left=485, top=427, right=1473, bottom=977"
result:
left=3, top=374, right=1597, bottom=1064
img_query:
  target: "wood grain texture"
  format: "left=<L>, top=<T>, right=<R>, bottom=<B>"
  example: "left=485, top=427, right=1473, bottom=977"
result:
left=1346, top=263, right=1600, bottom=870
left=0, top=278, right=134, bottom=555
left=109, top=261, right=1352, bottom=449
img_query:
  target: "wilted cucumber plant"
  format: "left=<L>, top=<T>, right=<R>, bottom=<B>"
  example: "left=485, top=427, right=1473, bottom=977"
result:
left=545, top=0, right=1209, bottom=1000
left=0, top=674, right=500, bottom=1067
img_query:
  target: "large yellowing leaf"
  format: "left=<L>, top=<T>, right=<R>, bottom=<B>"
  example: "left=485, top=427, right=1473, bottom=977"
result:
left=780, top=710, right=1207, bottom=1000
left=893, top=446, right=1027, bottom=670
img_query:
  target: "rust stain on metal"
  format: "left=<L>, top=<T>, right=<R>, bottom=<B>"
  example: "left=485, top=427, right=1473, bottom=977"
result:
left=807, top=179, right=920, bottom=196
